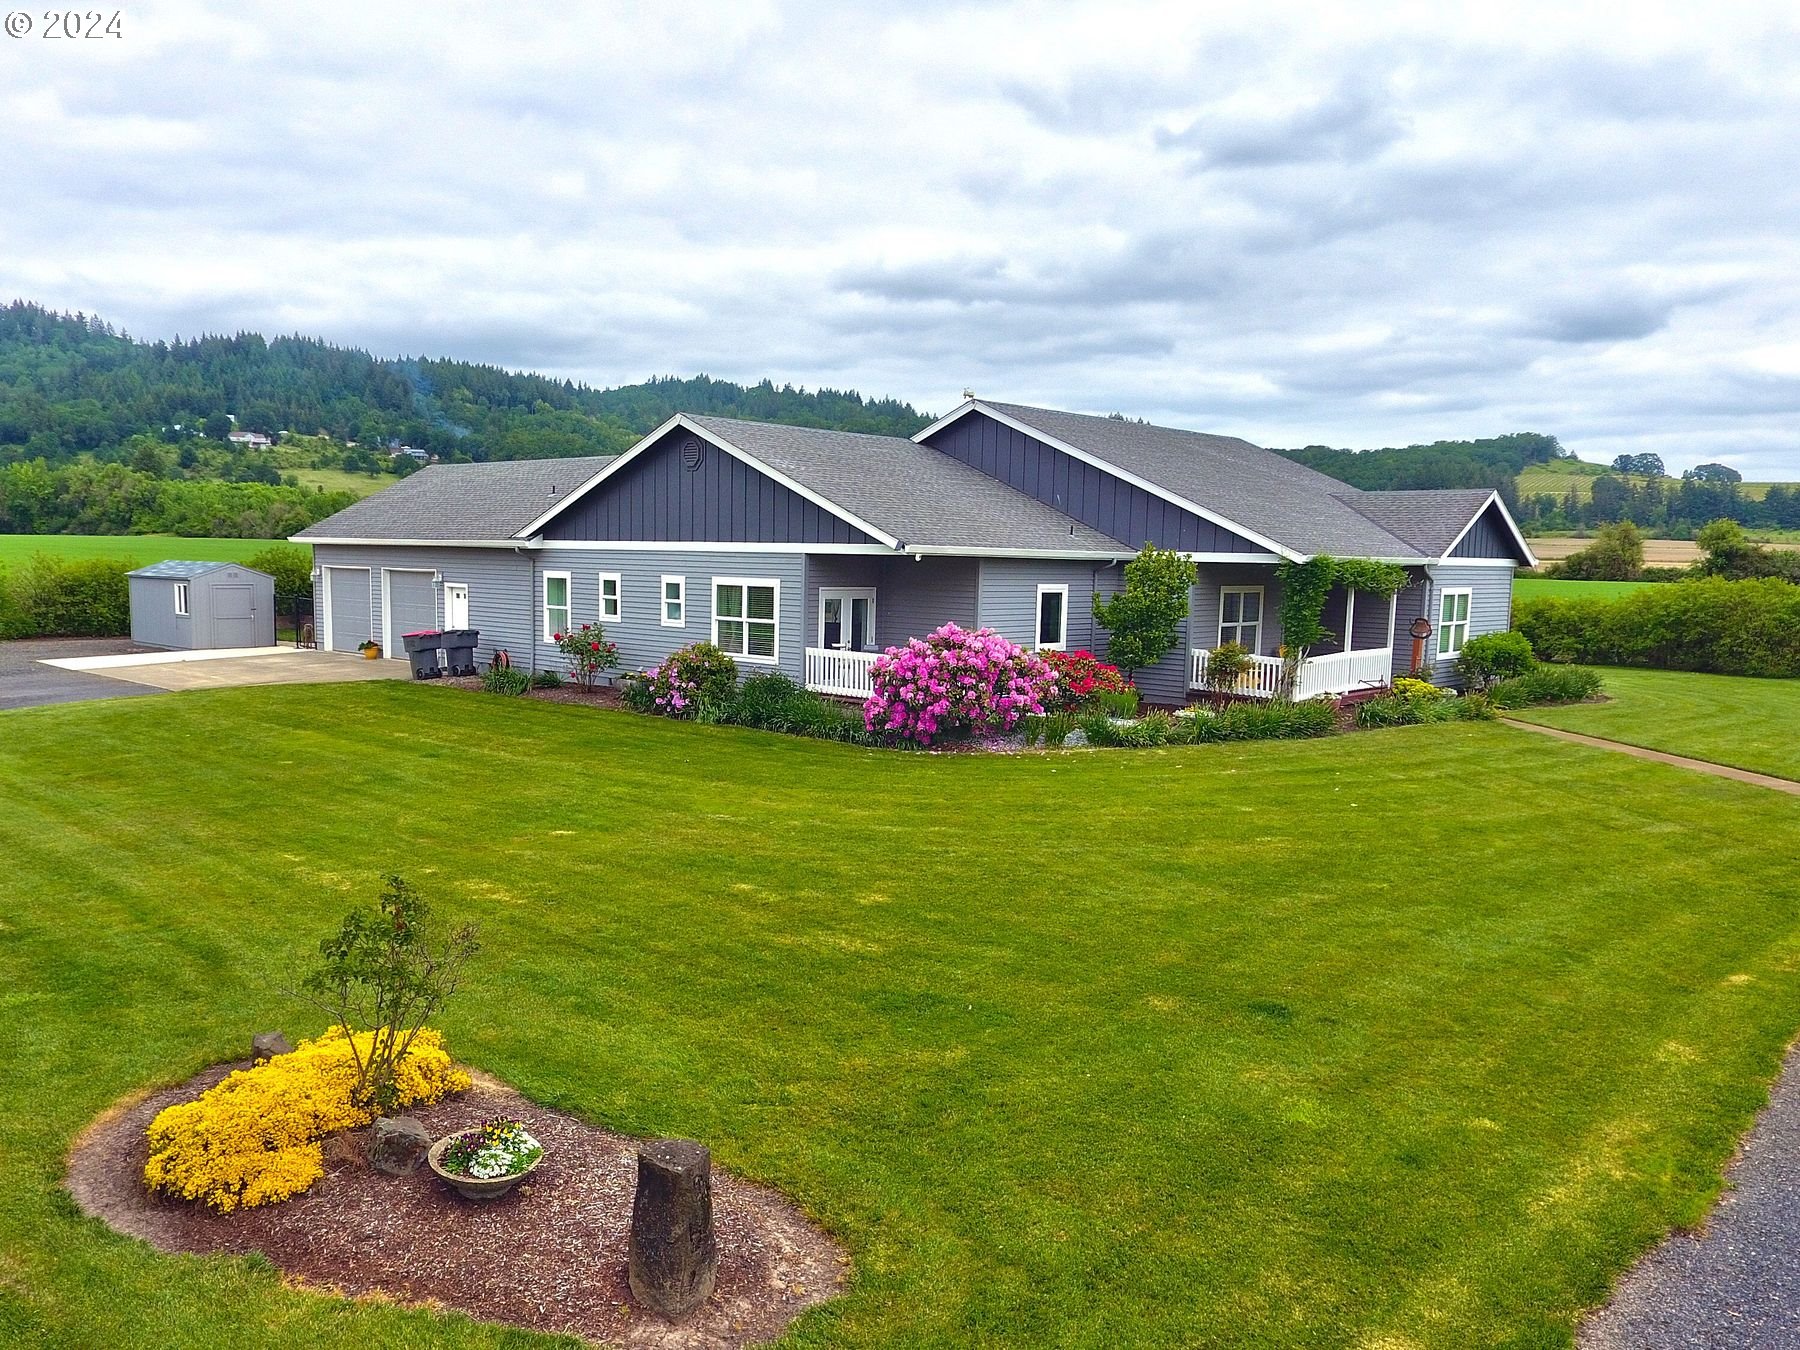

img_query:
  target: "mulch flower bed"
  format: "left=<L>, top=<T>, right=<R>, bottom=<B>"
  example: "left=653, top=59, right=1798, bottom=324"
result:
left=67, top=1066, right=848, bottom=1348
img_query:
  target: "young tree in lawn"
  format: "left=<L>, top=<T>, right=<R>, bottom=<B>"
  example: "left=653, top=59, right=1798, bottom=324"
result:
left=1091, top=544, right=1196, bottom=681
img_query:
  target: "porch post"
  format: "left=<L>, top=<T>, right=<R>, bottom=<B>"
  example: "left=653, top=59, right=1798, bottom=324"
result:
left=1343, top=588, right=1356, bottom=652
left=1385, top=591, right=1398, bottom=653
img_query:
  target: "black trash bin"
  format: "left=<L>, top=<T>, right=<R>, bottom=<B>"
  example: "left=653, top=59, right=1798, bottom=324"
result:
left=401, top=630, right=444, bottom=679
left=439, top=627, right=479, bottom=676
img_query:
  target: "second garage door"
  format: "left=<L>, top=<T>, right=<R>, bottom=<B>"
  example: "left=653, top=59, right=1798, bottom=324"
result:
left=325, top=567, right=372, bottom=652
left=384, top=569, right=439, bottom=655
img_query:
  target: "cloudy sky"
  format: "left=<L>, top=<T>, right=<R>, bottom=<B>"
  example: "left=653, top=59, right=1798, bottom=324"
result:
left=4, top=1, right=1799, bottom=475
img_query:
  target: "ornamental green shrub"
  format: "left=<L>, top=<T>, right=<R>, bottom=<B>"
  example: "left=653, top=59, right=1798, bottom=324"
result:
left=624, top=642, right=739, bottom=718
left=1455, top=631, right=1536, bottom=691
left=0, top=555, right=132, bottom=637
left=481, top=665, right=530, bottom=696
left=1094, top=687, right=1141, bottom=718
left=529, top=670, right=563, bottom=689
left=1514, top=578, right=1800, bottom=676
left=1487, top=665, right=1604, bottom=708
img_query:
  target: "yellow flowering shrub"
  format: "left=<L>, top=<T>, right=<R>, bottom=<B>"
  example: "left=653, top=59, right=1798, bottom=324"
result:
left=144, top=1027, right=469, bottom=1212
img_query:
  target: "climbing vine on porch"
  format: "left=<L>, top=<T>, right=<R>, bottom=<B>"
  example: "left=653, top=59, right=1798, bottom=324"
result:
left=1273, top=556, right=1408, bottom=699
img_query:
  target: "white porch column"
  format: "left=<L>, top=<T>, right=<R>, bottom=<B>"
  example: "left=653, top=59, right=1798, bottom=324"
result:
left=1343, top=587, right=1356, bottom=652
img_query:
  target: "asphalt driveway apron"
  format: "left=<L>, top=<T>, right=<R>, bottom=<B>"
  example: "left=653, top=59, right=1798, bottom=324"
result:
left=0, top=638, right=161, bottom=711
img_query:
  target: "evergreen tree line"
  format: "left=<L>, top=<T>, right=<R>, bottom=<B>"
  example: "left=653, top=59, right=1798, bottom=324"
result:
left=0, top=460, right=357, bottom=538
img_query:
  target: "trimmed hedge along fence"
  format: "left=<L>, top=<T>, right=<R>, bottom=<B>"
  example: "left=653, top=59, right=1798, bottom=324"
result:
left=1515, top=577, right=1800, bottom=679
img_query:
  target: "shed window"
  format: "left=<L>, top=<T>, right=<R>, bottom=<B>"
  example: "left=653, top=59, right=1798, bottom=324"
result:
left=713, top=578, right=777, bottom=663
left=662, top=576, right=686, bottom=628
left=1035, top=584, right=1067, bottom=650
left=173, top=582, right=189, bottom=617
left=1437, top=589, right=1472, bottom=658
left=543, top=571, right=571, bottom=641
left=1218, top=586, right=1263, bottom=652
left=598, top=572, right=621, bottom=623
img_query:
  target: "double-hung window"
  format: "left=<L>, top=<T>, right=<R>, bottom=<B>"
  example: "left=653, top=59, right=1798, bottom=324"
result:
left=1218, top=586, right=1263, bottom=651
left=1035, top=584, right=1068, bottom=650
left=713, top=578, right=777, bottom=662
left=598, top=572, right=621, bottom=623
left=661, top=576, right=686, bottom=628
left=1437, top=589, right=1471, bottom=658
left=542, top=571, right=571, bottom=640
left=173, top=582, right=190, bottom=617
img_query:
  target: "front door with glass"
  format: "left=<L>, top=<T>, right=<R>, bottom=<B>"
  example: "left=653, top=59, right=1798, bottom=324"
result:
left=818, top=589, right=876, bottom=650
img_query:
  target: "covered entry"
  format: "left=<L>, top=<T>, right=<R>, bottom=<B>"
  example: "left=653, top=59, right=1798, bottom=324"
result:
left=323, top=566, right=373, bottom=653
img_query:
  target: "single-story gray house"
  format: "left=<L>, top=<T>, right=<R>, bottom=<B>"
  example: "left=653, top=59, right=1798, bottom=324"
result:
left=292, top=399, right=1534, bottom=701
left=127, top=560, right=276, bottom=650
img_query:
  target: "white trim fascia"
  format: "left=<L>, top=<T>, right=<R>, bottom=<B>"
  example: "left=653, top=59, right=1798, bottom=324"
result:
left=513, top=414, right=903, bottom=549
left=296, top=537, right=526, bottom=549
left=913, top=401, right=1307, bottom=563
left=1437, top=491, right=1538, bottom=569
left=528, top=539, right=858, bottom=554
left=1426, top=557, right=1518, bottom=569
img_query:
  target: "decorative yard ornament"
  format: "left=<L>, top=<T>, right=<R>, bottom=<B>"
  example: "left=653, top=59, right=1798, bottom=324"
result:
left=1409, top=616, right=1434, bottom=673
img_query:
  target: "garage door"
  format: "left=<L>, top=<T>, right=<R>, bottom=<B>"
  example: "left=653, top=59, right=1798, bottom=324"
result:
left=385, top=569, right=438, bottom=656
left=325, top=567, right=372, bottom=652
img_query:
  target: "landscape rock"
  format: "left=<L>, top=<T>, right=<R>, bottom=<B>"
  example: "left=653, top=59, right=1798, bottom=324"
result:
left=628, top=1138, right=718, bottom=1319
left=369, top=1115, right=432, bottom=1176
left=250, top=1031, right=293, bottom=1063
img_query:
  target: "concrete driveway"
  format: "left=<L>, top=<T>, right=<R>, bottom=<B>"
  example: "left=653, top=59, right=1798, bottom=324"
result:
left=0, top=638, right=162, bottom=711
left=2, top=640, right=410, bottom=709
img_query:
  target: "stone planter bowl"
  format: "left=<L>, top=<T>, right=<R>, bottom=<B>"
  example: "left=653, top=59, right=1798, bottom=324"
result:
left=427, top=1129, right=544, bottom=1201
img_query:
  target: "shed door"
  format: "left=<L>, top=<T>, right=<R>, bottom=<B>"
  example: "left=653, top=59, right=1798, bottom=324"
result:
left=385, top=569, right=438, bottom=657
left=325, top=567, right=373, bottom=652
left=209, top=584, right=257, bottom=648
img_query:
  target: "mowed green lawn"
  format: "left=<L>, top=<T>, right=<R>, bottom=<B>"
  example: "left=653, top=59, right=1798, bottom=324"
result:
left=1508, top=666, right=1800, bottom=781
left=0, top=534, right=286, bottom=567
left=5, top=686, right=1800, bottom=1347
left=1512, top=577, right=1656, bottom=602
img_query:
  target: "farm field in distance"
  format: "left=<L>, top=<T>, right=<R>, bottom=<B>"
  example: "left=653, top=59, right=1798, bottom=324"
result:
left=0, top=534, right=289, bottom=567
left=1512, top=577, right=1654, bottom=602
left=1517, top=459, right=1798, bottom=503
left=1506, top=666, right=1800, bottom=782
left=5, top=682, right=1800, bottom=1347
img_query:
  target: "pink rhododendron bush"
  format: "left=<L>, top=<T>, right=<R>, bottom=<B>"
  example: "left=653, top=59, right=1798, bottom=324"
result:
left=863, top=623, right=1057, bottom=745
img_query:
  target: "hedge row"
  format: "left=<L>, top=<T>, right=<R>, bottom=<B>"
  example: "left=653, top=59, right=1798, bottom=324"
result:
left=0, top=557, right=132, bottom=639
left=1514, top=577, right=1800, bottom=678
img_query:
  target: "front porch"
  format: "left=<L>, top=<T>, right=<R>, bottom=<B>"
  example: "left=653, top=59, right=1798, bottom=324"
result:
left=1189, top=645, right=1395, bottom=700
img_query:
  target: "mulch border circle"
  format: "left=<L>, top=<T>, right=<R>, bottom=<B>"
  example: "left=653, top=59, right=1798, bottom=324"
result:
left=65, top=1064, right=849, bottom=1348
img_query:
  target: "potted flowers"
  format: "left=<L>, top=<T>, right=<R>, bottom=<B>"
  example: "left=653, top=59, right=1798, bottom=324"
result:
left=357, top=639, right=382, bottom=661
left=427, top=1117, right=545, bottom=1201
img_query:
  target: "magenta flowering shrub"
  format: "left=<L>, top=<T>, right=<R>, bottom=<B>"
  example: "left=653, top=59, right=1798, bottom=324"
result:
left=621, top=642, right=738, bottom=718
left=863, top=623, right=1057, bottom=745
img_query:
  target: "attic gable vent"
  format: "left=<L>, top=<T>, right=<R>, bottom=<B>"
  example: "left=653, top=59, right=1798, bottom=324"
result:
left=680, top=437, right=706, bottom=471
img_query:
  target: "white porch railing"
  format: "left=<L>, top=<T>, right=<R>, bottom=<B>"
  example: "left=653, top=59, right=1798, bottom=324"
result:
left=805, top=647, right=880, bottom=699
left=1189, top=646, right=1393, bottom=700
left=1189, top=648, right=1285, bottom=698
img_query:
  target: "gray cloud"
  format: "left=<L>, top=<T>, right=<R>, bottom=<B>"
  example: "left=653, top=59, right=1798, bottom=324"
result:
left=1, top=2, right=1798, bottom=477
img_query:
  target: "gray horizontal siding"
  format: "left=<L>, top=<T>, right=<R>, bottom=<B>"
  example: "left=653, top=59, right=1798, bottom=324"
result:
left=534, top=546, right=807, bottom=682
left=925, top=411, right=1261, bottom=554
left=129, top=576, right=195, bottom=650
left=542, top=425, right=876, bottom=545
left=1423, top=562, right=1515, bottom=686
left=803, top=554, right=983, bottom=651
left=311, top=544, right=534, bottom=666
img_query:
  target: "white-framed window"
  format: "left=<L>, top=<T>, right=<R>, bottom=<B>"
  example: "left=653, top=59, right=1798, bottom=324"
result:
left=598, top=572, right=621, bottom=623
left=1035, top=583, right=1068, bottom=650
left=1437, top=588, right=1472, bottom=658
left=173, top=582, right=190, bottom=617
left=1218, top=585, right=1264, bottom=651
left=542, top=570, right=571, bottom=640
left=712, top=577, right=778, bottom=663
left=661, top=575, right=686, bottom=628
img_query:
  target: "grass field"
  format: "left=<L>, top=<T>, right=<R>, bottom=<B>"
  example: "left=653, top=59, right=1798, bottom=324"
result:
left=1507, top=667, right=1800, bottom=781
left=1517, top=460, right=1795, bottom=503
left=0, top=534, right=289, bottom=567
left=292, top=467, right=387, bottom=498
left=1513, top=577, right=1655, bottom=602
left=5, top=684, right=1800, bottom=1346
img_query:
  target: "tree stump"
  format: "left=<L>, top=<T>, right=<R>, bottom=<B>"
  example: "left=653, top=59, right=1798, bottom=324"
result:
left=627, top=1139, right=718, bottom=1319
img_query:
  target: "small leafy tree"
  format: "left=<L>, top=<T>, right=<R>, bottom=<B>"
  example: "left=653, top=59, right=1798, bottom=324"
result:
left=1201, top=640, right=1254, bottom=693
left=1551, top=522, right=1644, bottom=580
left=295, top=876, right=479, bottom=1114
left=1092, top=544, right=1196, bottom=678
left=553, top=621, right=621, bottom=692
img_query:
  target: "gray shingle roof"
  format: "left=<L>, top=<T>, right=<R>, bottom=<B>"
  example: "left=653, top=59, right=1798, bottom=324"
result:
left=685, top=415, right=1130, bottom=553
left=125, top=560, right=256, bottom=579
left=293, top=457, right=617, bottom=541
left=978, top=402, right=1424, bottom=559
left=1338, top=489, right=1499, bottom=556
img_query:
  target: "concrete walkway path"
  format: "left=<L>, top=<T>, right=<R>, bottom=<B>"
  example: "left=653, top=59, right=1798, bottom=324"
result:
left=1580, top=1041, right=1800, bottom=1347
left=1504, top=719, right=1800, bottom=796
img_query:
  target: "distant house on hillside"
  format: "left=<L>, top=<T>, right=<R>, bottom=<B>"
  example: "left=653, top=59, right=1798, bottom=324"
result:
left=389, top=446, right=433, bottom=462
left=227, top=430, right=275, bottom=449
left=293, top=399, right=1533, bottom=699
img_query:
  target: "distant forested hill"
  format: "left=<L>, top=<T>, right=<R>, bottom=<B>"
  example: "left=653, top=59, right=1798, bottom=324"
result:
left=1277, top=432, right=1568, bottom=499
left=0, top=301, right=931, bottom=468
